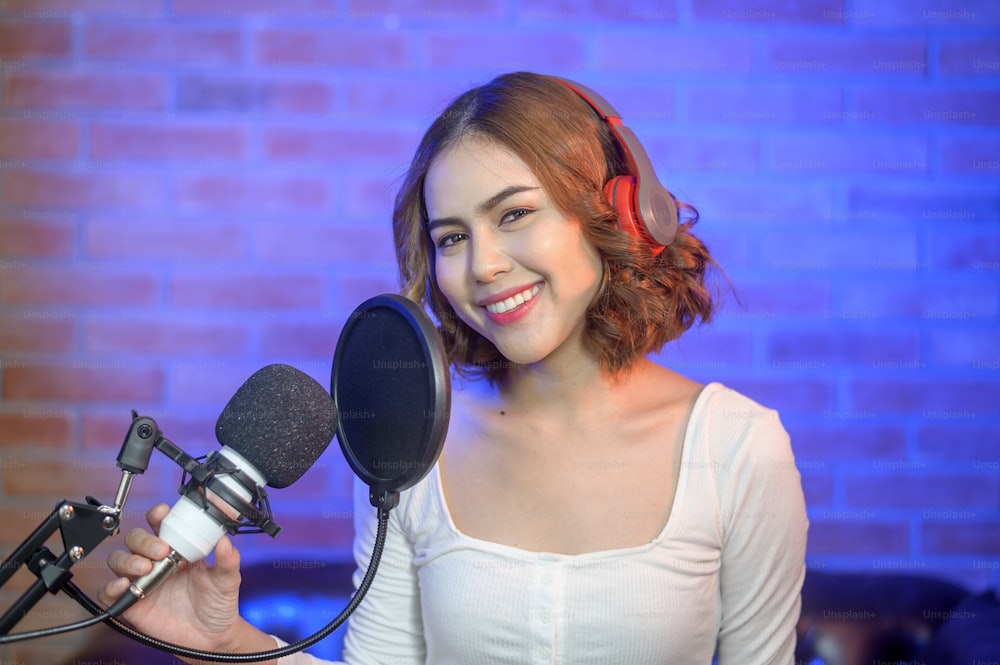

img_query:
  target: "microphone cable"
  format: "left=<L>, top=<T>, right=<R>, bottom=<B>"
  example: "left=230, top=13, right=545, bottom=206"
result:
left=0, top=609, right=113, bottom=644
left=0, top=506, right=389, bottom=663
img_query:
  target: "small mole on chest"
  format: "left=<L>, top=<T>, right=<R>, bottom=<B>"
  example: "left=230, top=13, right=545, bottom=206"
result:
left=500, top=410, right=506, bottom=416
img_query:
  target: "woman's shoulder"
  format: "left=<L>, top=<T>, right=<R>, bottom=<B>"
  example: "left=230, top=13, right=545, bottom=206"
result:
left=686, top=381, right=791, bottom=464
left=636, top=362, right=778, bottom=430
left=680, top=383, right=801, bottom=530
left=696, top=381, right=781, bottom=422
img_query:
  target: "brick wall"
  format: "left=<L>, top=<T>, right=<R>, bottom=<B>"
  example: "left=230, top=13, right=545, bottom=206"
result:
left=1, top=1, right=998, bottom=663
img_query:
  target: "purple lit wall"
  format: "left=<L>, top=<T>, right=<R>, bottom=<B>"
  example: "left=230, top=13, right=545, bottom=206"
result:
left=1, top=1, right=998, bottom=663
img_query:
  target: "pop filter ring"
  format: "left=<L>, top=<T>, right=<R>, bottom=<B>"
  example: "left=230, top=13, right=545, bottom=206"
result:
left=331, top=293, right=451, bottom=510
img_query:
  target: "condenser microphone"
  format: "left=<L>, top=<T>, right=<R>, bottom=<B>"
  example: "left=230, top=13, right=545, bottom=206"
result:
left=331, top=294, right=451, bottom=510
left=57, top=304, right=450, bottom=662
left=109, top=364, right=336, bottom=616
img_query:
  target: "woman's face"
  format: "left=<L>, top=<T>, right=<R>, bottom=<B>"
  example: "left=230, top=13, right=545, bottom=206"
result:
left=424, top=136, right=603, bottom=369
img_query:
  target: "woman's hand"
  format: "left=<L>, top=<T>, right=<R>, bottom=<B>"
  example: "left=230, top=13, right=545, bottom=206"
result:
left=99, top=503, right=277, bottom=661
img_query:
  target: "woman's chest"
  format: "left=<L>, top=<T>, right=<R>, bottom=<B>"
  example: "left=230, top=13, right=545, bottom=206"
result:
left=416, top=547, right=721, bottom=664
left=439, top=408, right=687, bottom=555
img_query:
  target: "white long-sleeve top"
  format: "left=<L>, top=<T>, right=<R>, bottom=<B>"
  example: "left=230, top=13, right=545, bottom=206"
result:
left=277, top=382, right=809, bottom=664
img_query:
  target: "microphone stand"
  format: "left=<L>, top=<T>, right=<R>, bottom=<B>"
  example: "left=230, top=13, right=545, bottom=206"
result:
left=0, top=500, right=125, bottom=636
left=0, top=410, right=152, bottom=636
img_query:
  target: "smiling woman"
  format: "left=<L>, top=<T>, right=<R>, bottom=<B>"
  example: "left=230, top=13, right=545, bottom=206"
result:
left=100, top=72, right=809, bottom=665
left=394, top=73, right=718, bottom=383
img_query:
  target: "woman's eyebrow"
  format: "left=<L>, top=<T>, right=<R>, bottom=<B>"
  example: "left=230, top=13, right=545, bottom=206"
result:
left=427, top=185, right=539, bottom=232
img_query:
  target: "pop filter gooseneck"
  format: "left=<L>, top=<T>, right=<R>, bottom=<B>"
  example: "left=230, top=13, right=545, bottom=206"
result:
left=332, top=293, right=451, bottom=511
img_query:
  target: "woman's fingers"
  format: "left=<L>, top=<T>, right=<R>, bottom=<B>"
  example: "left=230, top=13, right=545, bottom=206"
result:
left=99, top=506, right=172, bottom=606
left=123, top=524, right=170, bottom=561
left=100, top=533, right=160, bottom=607
left=97, top=575, right=132, bottom=606
left=145, top=503, right=170, bottom=534
left=107, top=548, right=154, bottom=577
left=212, top=535, right=242, bottom=585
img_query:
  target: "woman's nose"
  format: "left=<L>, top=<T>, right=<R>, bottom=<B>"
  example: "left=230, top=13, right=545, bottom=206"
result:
left=468, top=230, right=512, bottom=283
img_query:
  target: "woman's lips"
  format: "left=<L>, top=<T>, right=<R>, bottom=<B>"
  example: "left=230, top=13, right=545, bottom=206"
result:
left=481, top=283, right=543, bottom=324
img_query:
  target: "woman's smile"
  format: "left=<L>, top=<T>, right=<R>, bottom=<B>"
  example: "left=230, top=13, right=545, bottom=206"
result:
left=480, top=282, right=544, bottom=322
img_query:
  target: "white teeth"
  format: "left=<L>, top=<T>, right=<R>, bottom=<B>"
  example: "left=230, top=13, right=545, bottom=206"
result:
left=486, top=284, right=541, bottom=315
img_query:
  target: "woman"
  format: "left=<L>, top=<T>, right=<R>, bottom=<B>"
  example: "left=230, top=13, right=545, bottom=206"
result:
left=101, top=72, right=808, bottom=664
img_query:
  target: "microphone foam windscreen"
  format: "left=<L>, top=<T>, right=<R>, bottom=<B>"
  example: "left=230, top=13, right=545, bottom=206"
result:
left=215, top=364, right=337, bottom=489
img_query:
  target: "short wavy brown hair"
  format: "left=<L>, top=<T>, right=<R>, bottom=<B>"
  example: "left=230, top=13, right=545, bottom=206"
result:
left=393, top=72, right=719, bottom=383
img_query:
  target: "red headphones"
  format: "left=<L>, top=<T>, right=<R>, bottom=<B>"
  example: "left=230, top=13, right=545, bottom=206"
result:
left=551, top=76, right=678, bottom=254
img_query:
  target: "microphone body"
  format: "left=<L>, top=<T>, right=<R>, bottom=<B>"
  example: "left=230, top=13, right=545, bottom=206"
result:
left=158, top=446, right=267, bottom=563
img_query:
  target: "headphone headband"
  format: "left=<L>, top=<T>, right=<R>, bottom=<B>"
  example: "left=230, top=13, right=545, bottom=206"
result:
left=550, top=76, right=678, bottom=249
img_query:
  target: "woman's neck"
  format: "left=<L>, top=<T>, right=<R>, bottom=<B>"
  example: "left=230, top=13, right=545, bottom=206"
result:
left=493, top=354, right=648, bottom=421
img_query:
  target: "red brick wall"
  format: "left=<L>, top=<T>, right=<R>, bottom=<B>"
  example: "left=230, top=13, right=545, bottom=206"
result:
left=1, top=1, right=999, bottom=662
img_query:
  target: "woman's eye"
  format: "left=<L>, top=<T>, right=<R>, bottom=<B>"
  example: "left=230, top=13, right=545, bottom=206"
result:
left=500, top=208, right=532, bottom=225
left=436, top=232, right=466, bottom=249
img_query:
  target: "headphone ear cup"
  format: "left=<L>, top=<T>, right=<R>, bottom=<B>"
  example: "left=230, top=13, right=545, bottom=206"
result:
left=604, top=176, right=643, bottom=238
left=604, top=176, right=669, bottom=256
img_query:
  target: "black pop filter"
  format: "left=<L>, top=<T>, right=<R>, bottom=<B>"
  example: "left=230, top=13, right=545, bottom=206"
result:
left=331, top=294, right=450, bottom=510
